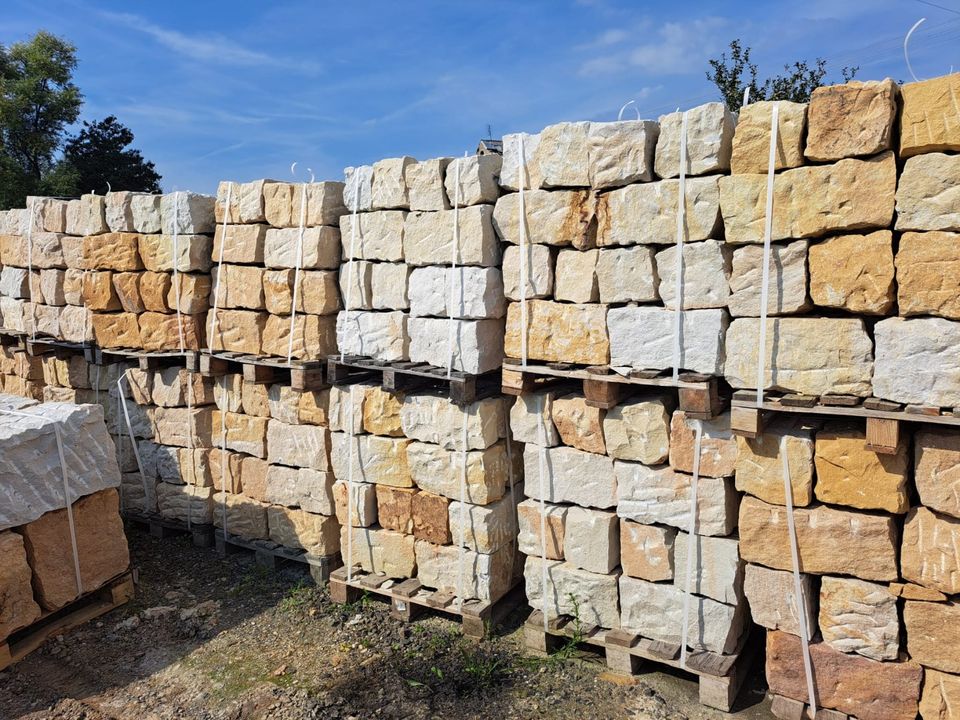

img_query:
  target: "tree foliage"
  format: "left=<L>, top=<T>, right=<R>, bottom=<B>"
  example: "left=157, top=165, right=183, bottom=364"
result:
left=707, top=39, right=859, bottom=111
left=58, top=116, right=162, bottom=195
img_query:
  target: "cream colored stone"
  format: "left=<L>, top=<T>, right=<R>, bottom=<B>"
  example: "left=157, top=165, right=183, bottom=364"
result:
left=517, top=499, right=566, bottom=560
left=536, top=121, right=590, bottom=187
left=896, top=153, right=960, bottom=232
left=525, top=556, right=620, bottom=628
left=510, top=391, right=560, bottom=447
left=655, top=103, right=736, bottom=178
left=735, top=418, right=816, bottom=506
left=550, top=394, right=605, bottom=454
left=553, top=248, right=598, bottom=303
left=525, top=445, right=616, bottom=509
left=493, top=189, right=597, bottom=250
left=875, top=317, right=960, bottom=406
left=405, top=157, right=450, bottom=211
left=264, top=226, right=340, bottom=270
left=819, top=576, right=899, bottom=662
left=339, top=210, right=406, bottom=262
left=900, top=73, right=960, bottom=157
left=656, top=239, right=731, bottom=310
left=371, top=156, right=414, bottom=210
left=808, top=231, right=894, bottom=314
left=731, top=100, right=807, bottom=174
left=81, top=232, right=142, bottom=271
left=563, top=506, right=618, bottom=574
left=408, top=440, right=508, bottom=504
left=139, top=312, right=206, bottom=352
left=805, top=79, right=898, bottom=161
left=212, top=491, right=269, bottom=540
left=213, top=264, right=265, bottom=310
left=902, top=506, right=960, bottom=595
left=403, top=205, right=499, bottom=267
left=330, top=432, right=412, bottom=487
left=261, top=313, right=337, bottom=360
left=744, top=563, right=816, bottom=636
left=83, top=271, right=121, bottom=311
left=340, top=526, right=416, bottom=578
left=335, top=310, right=408, bottom=361
left=167, top=273, right=210, bottom=315
left=669, top=410, right=737, bottom=478
left=607, top=306, right=727, bottom=375
left=728, top=241, right=810, bottom=317
left=216, top=180, right=270, bottom=224
left=333, top=480, right=378, bottom=527
left=212, top=223, right=266, bottom=265
left=501, top=244, right=554, bottom=300
left=415, top=540, right=515, bottom=602
left=499, top=132, right=544, bottom=192
left=138, top=234, right=212, bottom=273
left=448, top=494, right=518, bottom=553
left=444, top=154, right=501, bottom=206
left=896, top=231, right=960, bottom=319
left=504, top=300, right=608, bottom=365
left=266, top=419, right=329, bottom=470
left=370, top=262, right=409, bottom=311
left=268, top=506, right=338, bottom=555
left=602, top=396, right=672, bottom=464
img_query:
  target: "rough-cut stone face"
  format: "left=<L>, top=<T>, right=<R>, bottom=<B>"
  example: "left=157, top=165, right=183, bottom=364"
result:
left=268, top=506, right=339, bottom=555
left=339, top=210, right=406, bottom=262
left=904, top=600, right=960, bottom=674
left=333, top=480, right=378, bottom=527
left=266, top=466, right=335, bottom=515
left=157, top=482, right=214, bottom=525
left=502, top=244, right=554, bottom=301
left=731, top=100, right=807, bottom=174
left=216, top=180, right=267, bottom=224
left=139, top=234, right=212, bottom=273
left=371, top=156, right=414, bottom=210
left=615, top=461, right=739, bottom=537
left=728, top=241, right=811, bottom=317
left=140, top=313, right=206, bottom=352
left=341, top=526, right=416, bottom=578
left=330, top=432, right=412, bottom=488
left=213, top=224, right=266, bottom=265
left=262, top=313, right=337, bottom=360
left=375, top=485, right=415, bottom=534
left=920, top=668, right=960, bottom=720
left=553, top=248, right=599, bottom=303
left=873, top=317, right=960, bottom=407
left=517, top=499, right=566, bottom=560
left=510, top=392, right=560, bottom=447
left=401, top=394, right=505, bottom=451
left=766, top=631, right=922, bottom=720
left=915, top=429, right=960, bottom=520
left=536, top=121, right=590, bottom=187
left=493, top=189, right=596, bottom=250
left=620, top=521, right=674, bottom=582
left=896, top=153, right=960, bottom=232
left=504, top=300, right=608, bottom=365
left=216, top=411, right=268, bottom=458
left=336, top=310, right=409, bottom=362
left=814, top=421, right=909, bottom=513
left=588, top=120, right=659, bottom=190
left=819, top=576, right=899, bottom=662
left=595, top=246, right=658, bottom=304
left=412, top=491, right=451, bottom=545
left=500, top=132, right=544, bottom=191
left=406, top=158, right=451, bottom=212
left=562, top=506, right=618, bottom=574
left=0, top=530, right=42, bottom=639
left=738, top=497, right=899, bottom=582
left=444, top=154, right=501, bottom=206
left=343, top=166, right=373, bottom=212
left=597, top=176, right=721, bottom=246
left=83, top=271, right=121, bottom=311
left=607, top=306, right=727, bottom=375
left=735, top=418, right=816, bottom=506
left=655, top=103, right=736, bottom=178
left=213, top=264, right=265, bottom=310
left=805, top=79, right=898, bottom=161
left=620, top=576, right=745, bottom=654
left=524, top=445, right=616, bottom=509
left=720, top=152, right=896, bottom=243
left=213, top=492, right=269, bottom=540
left=672, top=531, right=742, bottom=604
left=899, top=74, right=960, bottom=157
left=160, top=191, right=215, bottom=234
left=743, top=564, right=816, bottom=636
left=91, top=312, right=140, bottom=349
left=550, top=394, right=605, bottom=454
left=416, top=540, right=515, bottom=601
left=361, top=386, right=404, bottom=437
left=602, top=396, right=672, bottom=464
left=264, top=227, right=340, bottom=270
left=448, top=495, right=517, bottom=554
left=404, top=205, right=500, bottom=267
left=267, top=420, right=329, bottom=471
left=724, top=317, right=873, bottom=397
left=808, top=231, right=895, bottom=314
left=20, top=489, right=129, bottom=611
left=655, top=239, right=731, bottom=310
left=896, top=231, right=960, bottom=319
left=208, top=309, right=265, bottom=355
left=669, top=411, right=737, bottom=479
left=112, top=273, right=144, bottom=313
left=262, top=182, right=346, bottom=228
left=407, top=317, right=504, bottom=374
left=408, top=441, right=507, bottom=504
left=902, top=506, right=960, bottom=595
left=407, top=266, right=505, bottom=320
left=524, top=557, right=620, bottom=628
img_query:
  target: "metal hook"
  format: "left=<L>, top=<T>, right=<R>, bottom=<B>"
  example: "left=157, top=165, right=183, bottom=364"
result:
left=105, top=181, right=112, bottom=194
left=617, top=100, right=641, bottom=121
left=904, top=18, right=926, bottom=83
left=307, top=168, right=315, bottom=183
left=290, top=161, right=298, bottom=178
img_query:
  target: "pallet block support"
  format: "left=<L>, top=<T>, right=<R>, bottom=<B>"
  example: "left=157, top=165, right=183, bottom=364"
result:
left=731, top=404, right=764, bottom=438
left=865, top=416, right=900, bottom=454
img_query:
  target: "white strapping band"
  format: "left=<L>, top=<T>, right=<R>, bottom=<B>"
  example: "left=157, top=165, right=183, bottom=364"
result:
left=171, top=191, right=185, bottom=353
left=116, top=371, right=150, bottom=514
left=219, top=376, right=229, bottom=537
left=346, top=384, right=357, bottom=582
left=755, top=103, right=780, bottom=408
left=456, top=407, right=469, bottom=605
left=536, top=395, right=549, bottom=631
left=781, top=435, right=818, bottom=717
left=185, top=370, right=196, bottom=530
left=341, top=172, right=362, bottom=363
left=446, top=154, right=465, bottom=378
left=671, top=112, right=689, bottom=382
left=679, top=418, right=703, bottom=669
left=208, top=182, right=233, bottom=351
left=518, top=135, right=529, bottom=368
left=27, top=198, right=36, bottom=340
left=287, top=182, right=309, bottom=363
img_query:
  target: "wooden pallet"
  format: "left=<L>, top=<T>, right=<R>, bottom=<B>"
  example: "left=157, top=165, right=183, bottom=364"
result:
left=215, top=532, right=341, bottom=584
left=189, top=351, right=326, bottom=392
left=328, top=566, right=523, bottom=639
left=83, top=345, right=196, bottom=371
left=768, top=693, right=848, bottom=720
left=730, top=389, right=960, bottom=454
left=0, top=570, right=135, bottom=672
left=23, top=337, right=89, bottom=358
left=523, top=612, right=757, bottom=712
left=327, top=355, right=501, bottom=405
left=124, top=510, right=214, bottom=548
left=501, top=359, right=723, bottom=418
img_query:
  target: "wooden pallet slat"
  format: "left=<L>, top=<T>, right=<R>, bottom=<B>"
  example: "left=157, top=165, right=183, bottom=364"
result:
left=124, top=510, right=214, bottom=548
left=215, top=531, right=340, bottom=584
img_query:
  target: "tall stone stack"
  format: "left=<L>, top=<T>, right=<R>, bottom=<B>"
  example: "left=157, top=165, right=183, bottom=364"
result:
left=336, top=155, right=506, bottom=374
left=211, top=180, right=346, bottom=359
left=329, top=383, right=520, bottom=603
left=493, top=112, right=731, bottom=376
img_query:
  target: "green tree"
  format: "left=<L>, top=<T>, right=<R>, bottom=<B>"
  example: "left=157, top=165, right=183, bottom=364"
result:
left=707, top=39, right=859, bottom=111
left=0, top=31, right=82, bottom=206
left=55, top=116, right=162, bottom=195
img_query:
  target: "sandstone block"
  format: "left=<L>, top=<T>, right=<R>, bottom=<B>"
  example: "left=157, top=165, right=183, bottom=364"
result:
left=340, top=526, right=416, bottom=578
left=333, top=480, right=378, bottom=527
left=213, top=264, right=265, bottom=310
left=669, top=410, right=737, bottom=479
left=268, top=506, right=338, bottom=555
left=809, top=231, right=894, bottom=314
left=360, top=385, right=403, bottom=437
left=902, top=506, right=960, bottom=594
left=152, top=367, right=214, bottom=408
left=620, top=521, right=674, bottom=581
left=339, top=210, right=405, bottom=262
left=138, top=272, right=171, bottom=312
left=83, top=271, right=121, bottom=311
left=408, top=266, right=506, bottom=319
left=448, top=494, right=517, bottom=554
left=905, top=600, right=960, bottom=674
left=500, top=132, right=544, bottom=191
left=39, top=269, right=65, bottom=306
left=262, top=313, right=337, bottom=360
left=895, top=153, right=960, bottom=232
left=271, top=268, right=339, bottom=317
left=157, top=482, right=214, bottom=525
left=264, top=227, right=340, bottom=270
left=343, top=165, right=373, bottom=212
left=728, top=241, right=810, bottom=317
left=213, top=224, right=266, bottom=265
left=588, top=120, right=659, bottom=189
left=408, top=316, right=504, bottom=374
left=735, top=418, right=816, bottom=506
left=0, top=531, right=42, bottom=639
left=510, top=391, right=560, bottom=446
left=896, top=231, right=960, bottom=319
left=805, top=79, right=898, bottom=161
left=725, top=317, right=873, bottom=397
left=517, top=499, right=566, bottom=560
left=563, top=506, right=618, bottom=574
left=91, top=312, right=139, bottom=348
left=167, top=273, right=210, bottom=315
left=730, top=100, right=807, bottom=174
left=738, top=497, right=898, bottom=582
left=405, top=157, right=451, bottom=211
left=655, top=103, right=736, bottom=178
left=505, top=300, right=608, bottom=365
left=744, top=563, right=816, bottom=636
left=524, top=445, right=616, bottom=509
left=111, top=272, right=144, bottom=313
left=408, top=440, right=508, bottom=504
left=416, top=540, right=515, bottom=601
left=336, top=310, right=408, bottom=361
left=873, top=317, right=960, bottom=407
left=401, top=394, right=505, bottom=451
left=371, top=156, right=414, bottom=210
left=551, top=393, right=605, bottom=454
left=153, top=407, right=211, bottom=448
left=267, top=419, right=329, bottom=470
left=444, top=154, right=501, bottom=206
left=553, top=248, right=599, bottom=303
left=375, top=485, right=416, bottom=534
left=608, top=306, right=727, bottom=375
left=899, top=73, right=960, bottom=157
left=673, top=531, right=742, bottom=604
left=238, top=456, right=268, bottom=500
left=403, top=205, right=500, bottom=267
left=82, top=232, right=143, bottom=271
left=524, top=556, right=620, bottom=628
left=596, top=246, right=658, bottom=304
left=920, top=668, right=960, bottom=720
left=413, top=491, right=451, bottom=545
left=139, top=312, right=206, bottom=352
left=208, top=310, right=266, bottom=355
left=819, top=576, right=899, bottom=661
left=296, top=389, right=329, bottom=426
left=161, top=191, right=215, bottom=234
left=263, top=182, right=346, bottom=228
left=915, top=429, right=960, bottom=519
left=330, top=432, right=412, bottom=488
left=139, top=234, right=212, bottom=273
left=212, top=492, right=269, bottom=540
left=501, top=244, right=554, bottom=300
left=536, top=121, right=590, bottom=187
left=216, top=180, right=270, bottom=224
left=602, top=396, right=672, bottom=465
left=493, top=189, right=596, bottom=250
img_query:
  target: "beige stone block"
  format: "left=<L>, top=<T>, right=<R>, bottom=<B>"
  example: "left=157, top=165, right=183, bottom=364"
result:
left=91, top=311, right=139, bottom=348
left=339, top=210, right=406, bottom=262
left=669, top=410, right=737, bottom=478
left=550, top=393, right=605, bottom=454
left=562, top=505, right=618, bottom=574
left=212, top=491, right=269, bottom=540
left=404, top=205, right=500, bottom=267
left=493, top=189, right=597, bottom=250
left=139, top=312, right=206, bottom=352
left=167, top=273, right=210, bottom=315
left=340, top=526, right=416, bottom=578
left=297, top=389, right=330, bottom=426
left=744, top=563, right=816, bottom=636
left=735, top=418, right=816, bottom=506
left=656, top=102, right=735, bottom=178
left=730, top=100, right=807, bottom=174
left=915, top=428, right=960, bottom=520
left=728, top=241, right=810, bottom=317
left=919, top=668, right=960, bottom=720
left=619, top=520, right=674, bottom=581
left=264, top=269, right=339, bottom=316
left=268, top=506, right=338, bottom=555
left=361, top=385, right=404, bottom=437
left=504, top=300, right=608, bottom=365
left=656, top=239, right=732, bottom=310
left=0, top=530, right=42, bottom=639
left=407, top=440, right=508, bottom=504
left=333, top=480, right=378, bottom=527
left=401, top=394, right=506, bottom=451
left=63, top=268, right=84, bottom=306
left=896, top=231, right=960, bottom=319
left=595, top=246, right=658, bottom=304
left=152, top=367, right=214, bottom=408
left=138, top=233, right=212, bottom=272
left=267, top=419, right=329, bottom=470
left=905, top=600, right=960, bottom=675
left=602, top=395, right=672, bottom=464
left=406, top=157, right=451, bottom=211
left=111, top=272, right=144, bottom=313
left=444, top=153, right=500, bottom=206
left=900, top=73, right=960, bottom=157
left=819, top=576, right=899, bottom=662
left=216, top=180, right=269, bottom=224
left=264, top=226, right=340, bottom=270
left=82, top=271, right=121, bottom=311
left=38, top=269, right=65, bottom=307
left=376, top=485, right=416, bottom=534
left=415, top=540, right=515, bottom=601
left=261, top=313, right=336, bottom=360
left=554, top=249, right=599, bottom=303
left=240, top=456, right=269, bottom=502
left=517, top=498, right=565, bottom=560
left=805, top=79, right=898, bottom=161
left=213, top=264, right=265, bottom=310
left=212, top=223, right=266, bottom=264
left=808, top=230, right=894, bottom=314
left=902, top=506, right=960, bottom=594
left=59, top=305, right=92, bottom=343
left=138, top=271, right=172, bottom=312
left=212, top=373, right=243, bottom=413
left=81, top=232, right=142, bottom=271
left=154, top=407, right=212, bottom=448
left=208, top=309, right=266, bottom=355
left=501, top=244, right=554, bottom=301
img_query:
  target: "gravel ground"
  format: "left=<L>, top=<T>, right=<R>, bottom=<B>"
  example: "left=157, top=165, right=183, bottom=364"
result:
left=0, top=529, right=772, bottom=720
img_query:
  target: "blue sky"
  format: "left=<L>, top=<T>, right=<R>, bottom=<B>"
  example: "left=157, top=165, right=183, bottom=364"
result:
left=3, top=0, right=959, bottom=194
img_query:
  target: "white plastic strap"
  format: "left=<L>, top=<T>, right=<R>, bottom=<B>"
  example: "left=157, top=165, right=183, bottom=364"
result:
left=171, top=191, right=185, bottom=353
left=756, top=104, right=780, bottom=408
left=518, top=135, right=529, bottom=367
left=505, top=423, right=516, bottom=508
left=671, top=112, right=689, bottom=381
left=536, top=395, right=549, bottom=631
left=679, top=419, right=703, bottom=669
left=781, top=435, right=818, bottom=718
left=185, top=371, right=195, bottom=530
left=446, top=154, right=464, bottom=378
left=93, top=363, right=101, bottom=404
left=209, top=182, right=233, bottom=349
left=456, top=408, right=469, bottom=605
left=27, top=197, right=36, bottom=340
left=341, top=172, right=362, bottom=363
left=219, top=376, right=229, bottom=537
left=346, top=384, right=357, bottom=582
left=116, top=371, right=150, bottom=510
left=287, top=182, right=309, bottom=363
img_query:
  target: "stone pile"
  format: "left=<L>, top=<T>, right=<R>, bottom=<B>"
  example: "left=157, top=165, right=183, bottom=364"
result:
left=735, top=416, right=960, bottom=719
left=0, top=393, right=129, bottom=645
left=329, top=383, right=520, bottom=602
left=514, top=390, right=747, bottom=655
left=0, top=345, right=45, bottom=401
left=211, top=180, right=346, bottom=359
left=336, top=155, right=506, bottom=374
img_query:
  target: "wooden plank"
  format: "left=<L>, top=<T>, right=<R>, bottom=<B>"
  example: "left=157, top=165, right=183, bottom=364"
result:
left=243, top=362, right=277, bottom=385
left=730, top=405, right=763, bottom=438
left=906, top=404, right=941, bottom=416
left=780, top=393, right=818, bottom=408
left=199, top=353, right=229, bottom=377
left=820, top=394, right=861, bottom=407
left=731, top=397, right=960, bottom=428
left=677, top=373, right=721, bottom=418
left=863, top=397, right=901, bottom=412
left=583, top=376, right=621, bottom=409
left=865, top=416, right=900, bottom=454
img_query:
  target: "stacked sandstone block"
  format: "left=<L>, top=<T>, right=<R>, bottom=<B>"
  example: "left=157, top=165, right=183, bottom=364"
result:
left=329, top=383, right=520, bottom=602
left=337, top=154, right=506, bottom=374
left=0, top=346, right=45, bottom=401
left=737, top=415, right=960, bottom=718
left=84, top=191, right=214, bottom=352
left=513, top=390, right=746, bottom=655
left=0, top=394, right=130, bottom=646
left=211, top=180, right=346, bottom=359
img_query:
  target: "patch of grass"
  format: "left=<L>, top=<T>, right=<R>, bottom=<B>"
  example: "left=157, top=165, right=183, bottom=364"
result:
left=549, top=593, right=586, bottom=663
left=278, top=579, right=316, bottom=613
left=229, top=564, right=273, bottom=598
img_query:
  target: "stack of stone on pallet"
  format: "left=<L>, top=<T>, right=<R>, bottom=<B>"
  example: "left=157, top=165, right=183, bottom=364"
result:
left=82, top=191, right=214, bottom=352
left=119, top=368, right=340, bottom=560
left=0, top=394, right=129, bottom=645
left=513, top=389, right=746, bottom=656
left=493, top=109, right=730, bottom=375
left=329, top=383, right=520, bottom=602
left=0, top=345, right=45, bottom=401
left=211, top=180, right=346, bottom=359
left=337, top=154, right=506, bottom=373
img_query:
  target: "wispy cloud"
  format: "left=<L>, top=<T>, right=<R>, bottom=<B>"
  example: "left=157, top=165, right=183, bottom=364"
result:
left=99, top=11, right=322, bottom=74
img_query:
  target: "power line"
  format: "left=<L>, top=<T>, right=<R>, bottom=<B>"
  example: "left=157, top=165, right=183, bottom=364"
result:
left=914, top=0, right=960, bottom=17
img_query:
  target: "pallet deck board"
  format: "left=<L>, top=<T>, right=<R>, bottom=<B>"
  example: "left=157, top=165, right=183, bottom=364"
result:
left=731, top=391, right=960, bottom=426
left=124, top=511, right=214, bottom=548
left=215, top=531, right=340, bottom=583
left=191, top=351, right=326, bottom=391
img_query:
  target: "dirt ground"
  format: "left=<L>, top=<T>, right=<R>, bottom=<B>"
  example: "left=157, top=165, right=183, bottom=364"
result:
left=0, top=529, right=773, bottom=720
